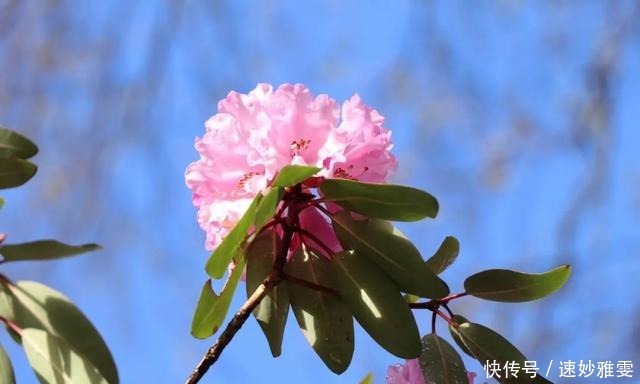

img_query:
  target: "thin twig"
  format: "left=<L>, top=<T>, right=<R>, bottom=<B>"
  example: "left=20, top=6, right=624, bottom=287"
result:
left=0, top=315, right=22, bottom=334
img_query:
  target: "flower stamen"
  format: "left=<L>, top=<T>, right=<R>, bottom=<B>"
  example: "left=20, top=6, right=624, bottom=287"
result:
left=290, top=138, right=311, bottom=156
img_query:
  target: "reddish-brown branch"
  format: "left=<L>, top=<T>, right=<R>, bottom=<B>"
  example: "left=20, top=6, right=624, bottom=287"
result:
left=409, top=292, right=467, bottom=330
left=0, top=315, right=22, bottom=335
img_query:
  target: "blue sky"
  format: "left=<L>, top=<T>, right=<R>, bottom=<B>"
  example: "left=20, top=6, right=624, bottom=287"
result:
left=0, top=1, right=638, bottom=383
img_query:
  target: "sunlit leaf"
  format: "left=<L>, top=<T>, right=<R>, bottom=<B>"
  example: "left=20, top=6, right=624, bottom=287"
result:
left=192, top=256, right=246, bottom=339
left=450, top=320, right=552, bottom=383
left=448, top=315, right=473, bottom=358
left=190, top=280, right=220, bottom=339
left=320, top=179, right=439, bottom=221
left=205, top=195, right=261, bottom=279
left=0, top=284, right=20, bottom=344
left=419, top=334, right=468, bottom=384
left=0, top=343, right=15, bottom=384
left=464, top=265, right=571, bottom=302
left=0, top=127, right=38, bottom=159
left=0, top=158, right=37, bottom=189
left=332, top=212, right=449, bottom=298
left=22, top=328, right=108, bottom=384
left=253, top=187, right=283, bottom=231
left=1, top=281, right=118, bottom=383
left=425, top=236, right=459, bottom=275
left=246, top=229, right=288, bottom=357
left=271, top=165, right=321, bottom=187
left=0, top=241, right=101, bottom=263
left=286, top=247, right=354, bottom=373
left=330, top=250, right=420, bottom=358
left=404, top=294, right=420, bottom=304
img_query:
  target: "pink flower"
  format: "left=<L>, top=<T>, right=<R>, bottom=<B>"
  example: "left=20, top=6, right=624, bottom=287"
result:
left=185, top=83, right=396, bottom=251
left=387, top=359, right=425, bottom=384
left=386, top=359, right=478, bottom=384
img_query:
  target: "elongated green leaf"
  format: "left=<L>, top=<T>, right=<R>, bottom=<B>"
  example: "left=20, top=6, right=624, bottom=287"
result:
left=271, top=165, right=321, bottom=187
left=22, top=328, right=108, bottom=384
left=190, top=280, right=219, bottom=338
left=450, top=320, right=552, bottom=383
left=426, top=237, right=459, bottom=275
left=0, top=127, right=38, bottom=159
left=0, top=241, right=101, bottom=263
left=464, top=265, right=571, bottom=303
left=320, top=179, right=439, bottom=221
left=0, top=343, right=15, bottom=384
left=330, top=250, right=420, bottom=358
left=419, top=334, right=468, bottom=384
left=332, top=212, right=449, bottom=298
left=192, top=256, right=246, bottom=339
left=246, top=229, right=288, bottom=357
left=1, top=281, right=118, bottom=383
left=286, top=247, right=354, bottom=373
left=205, top=195, right=261, bottom=279
left=253, top=187, right=283, bottom=231
left=0, top=158, right=37, bottom=189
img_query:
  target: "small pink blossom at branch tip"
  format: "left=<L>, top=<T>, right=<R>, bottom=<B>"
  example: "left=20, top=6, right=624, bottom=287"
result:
left=185, top=83, right=396, bottom=251
left=386, top=359, right=477, bottom=384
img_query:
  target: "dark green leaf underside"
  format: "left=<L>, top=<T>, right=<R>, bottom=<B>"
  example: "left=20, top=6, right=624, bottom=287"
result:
left=464, top=265, right=571, bottom=302
left=419, top=334, right=468, bottom=384
left=0, top=240, right=101, bottom=263
left=320, top=179, right=439, bottom=221
left=0, top=127, right=38, bottom=159
left=0, top=158, right=37, bottom=189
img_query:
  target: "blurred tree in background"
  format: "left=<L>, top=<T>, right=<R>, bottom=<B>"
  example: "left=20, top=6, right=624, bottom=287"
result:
left=0, top=1, right=638, bottom=382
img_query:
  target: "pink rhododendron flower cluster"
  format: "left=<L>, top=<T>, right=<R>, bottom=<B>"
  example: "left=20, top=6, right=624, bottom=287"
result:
left=386, top=359, right=478, bottom=384
left=185, top=83, right=396, bottom=250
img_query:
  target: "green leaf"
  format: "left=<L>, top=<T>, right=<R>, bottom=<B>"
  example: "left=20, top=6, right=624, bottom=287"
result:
left=0, top=241, right=101, bottom=263
left=419, top=334, right=468, bottom=384
left=0, top=343, right=15, bottom=384
left=0, top=158, right=37, bottom=189
left=426, top=236, right=460, bottom=275
left=329, top=250, right=420, bottom=359
left=271, top=165, right=321, bottom=187
left=22, top=328, right=108, bottom=384
left=464, top=265, right=572, bottom=303
left=320, top=179, right=439, bottom=221
left=253, top=187, right=283, bottom=231
left=0, top=127, right=38, bottom=159
left=246, top=229, right=288, bottom=357
left=0, top=281, right=118, bottom=383
left=0, top=197, right=4, bottom=210
left=450, top=320, right=552, bottom=383
left=448, top=315, right=473, bottom=357
left=358, top=373, right=373, bottom=384
left=190, top=280, right=219, bottom=339
left=205, top=195, right=261, bottom=279
left=286, top=247, right=354, bottom=373
left=332, top=212, right=449, bottom=298
left=191, top=256, right=246, bottom=339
